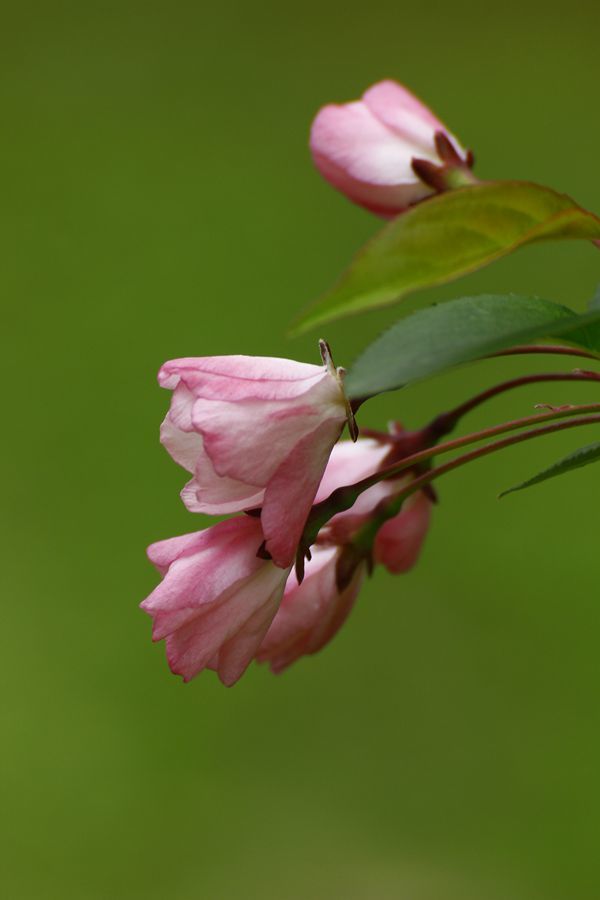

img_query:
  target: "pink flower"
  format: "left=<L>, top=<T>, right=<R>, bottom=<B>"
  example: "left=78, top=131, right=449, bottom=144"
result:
left=140, top=517, right=290, bottom=686
left=257, top=545, right=365, bottom=674
left=158, top=346, right=353, bottom=568
left=310, top=79, right=468, bottom=216
left=315, top=438, right=432, bottom=571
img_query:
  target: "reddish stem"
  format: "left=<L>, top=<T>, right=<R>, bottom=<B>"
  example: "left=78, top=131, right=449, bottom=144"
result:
left=386, top=412, right=600, bottom=513
left=426, top=370, right=600, bottom=440
left=306, top=402, right=600, bottom=540
left=349, top=412, right=600, bottom=552
left=492, top=343, right=600, bottom=363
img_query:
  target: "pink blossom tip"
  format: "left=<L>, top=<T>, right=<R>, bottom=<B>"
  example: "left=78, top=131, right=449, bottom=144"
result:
left=309, top=79, right=468, bottom=217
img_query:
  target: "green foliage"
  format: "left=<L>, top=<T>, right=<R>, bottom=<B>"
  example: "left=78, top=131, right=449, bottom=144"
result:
left=500, top=440, right=600, bottom=497
left=292, top=182, right=600, bottom=334
left=344, top=294, right=600, bottom=400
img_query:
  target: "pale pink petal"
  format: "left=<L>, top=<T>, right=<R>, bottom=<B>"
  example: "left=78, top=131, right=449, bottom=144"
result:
left=159, top=356, right=325, bottom=401
left=210, top=582, right=284, bottom=685
left=194, top=372, right=346, bottom=486
left=165, top=563, right=287, bottom=683
left=261, top=417, right=346, bottom=568
left=161, top=411, right=265, bottom=512
left=314, top=438, right=390, bottom=503
left=160, top=415, right=203, bottom=473
left=310, top=148, right=429, bottom=215
left=363, top=81, right=466, bottom=161
left=166, top=383, right=196, bottom=432
left=374, top=490, right=432, bottom=574
left=363, top=80, right=446, bottom=146
left=142, top=517, right=265, bottom=640
left=146, top=530, right=209, bottom=576
left=313, top=438, right=409, bottom=544
left=311, top=100, right=426, bottom=186
left=181, top=475, right=264, bottom=515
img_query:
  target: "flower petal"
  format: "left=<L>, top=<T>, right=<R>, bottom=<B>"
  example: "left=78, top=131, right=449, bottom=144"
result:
left=181, top=476, right=264, bottom=515
left=142, top=517, right=266, bottom=640
left=311, top=100, right=423, bottom=187
left=314, top=438, right=390, bottom=503
left=362, top=80, right=447, bottom=148
left=261, top=417, right=346, bottom=568
left=165, top=563, right=288, bottom=683
left=159, top=356, right=326, bottom=401
left=194, top=372, right=346, bottom=486
left=160, top=415, right=204, bottom=473
left=258, top=547, right=365, bottom=673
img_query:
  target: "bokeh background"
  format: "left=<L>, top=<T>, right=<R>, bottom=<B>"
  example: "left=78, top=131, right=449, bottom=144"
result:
left=3, top=1, right=600, bottom=897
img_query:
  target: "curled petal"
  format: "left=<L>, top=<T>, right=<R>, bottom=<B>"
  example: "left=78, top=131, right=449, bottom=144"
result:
left=160, top=415, right=204, bottom=473
left=180, top=476, right=264, bottom=516
left=141, top=517, right=290, bottom=684
left=161, top=414, right=265, bottom=514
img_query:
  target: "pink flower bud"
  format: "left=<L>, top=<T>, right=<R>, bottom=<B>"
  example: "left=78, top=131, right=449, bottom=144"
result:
left=310, top=79, right=468, bottom=216
left=257, top=545, right=365, bottom=674
left=373, top=489, right=432, bottom=574
left=158, top=352, right=351, bottom=568
left=140, top=517, right=290, bottom=685
left=315, top=438, right=432, bottom=571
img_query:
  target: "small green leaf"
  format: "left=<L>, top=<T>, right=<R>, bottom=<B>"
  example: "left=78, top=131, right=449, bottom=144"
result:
left=500, top=441, right=600, bottom=497
left=344, top=294, right=600, bottom=401
left=292, top=181, right=600, bottom=334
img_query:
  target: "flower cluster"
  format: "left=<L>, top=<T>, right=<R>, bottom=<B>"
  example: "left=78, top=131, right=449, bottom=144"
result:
left=140, top=79, right=454, bottom=685
left=141, top=347, right=432, bottom=684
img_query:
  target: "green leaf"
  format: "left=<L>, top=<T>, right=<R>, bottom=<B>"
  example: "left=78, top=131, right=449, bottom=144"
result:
left=344, top=294, right=600, bottom=401
left=292, top=181, right=600, bottom=334
left=500, top=441, right=600, bottom=497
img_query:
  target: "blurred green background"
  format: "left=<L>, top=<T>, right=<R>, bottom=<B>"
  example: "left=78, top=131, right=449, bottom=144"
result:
left=3, top=1, right=600, bottom=897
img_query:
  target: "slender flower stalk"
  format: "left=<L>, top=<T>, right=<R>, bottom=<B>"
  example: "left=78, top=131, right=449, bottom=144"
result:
left=492, top=344, right=600, bottom=363
left=425, top=370, right=600, bottom=440
left=305, top=401, right=600, bottom=540
left=352, top=412, right=600, bottom=548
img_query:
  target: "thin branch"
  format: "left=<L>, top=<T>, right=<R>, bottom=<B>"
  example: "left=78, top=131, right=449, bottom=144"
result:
left=426, top=370, right=600, bottom=440
left=367, top=412, right=600, bottom=530
left=492, top=344, right=600, bottom=363
left=305, top=402, right=600, bottom=540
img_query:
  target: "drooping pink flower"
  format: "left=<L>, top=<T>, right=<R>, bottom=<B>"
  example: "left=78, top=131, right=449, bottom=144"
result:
left=257, top=545, right=365, bottom=674
left=158, top=346, right=353, bottom=568
left=310, top=79, right=468, bottom=216
left=141, top=516, right=290, bottom=686
left=315, top=437, right=432, bottom=571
